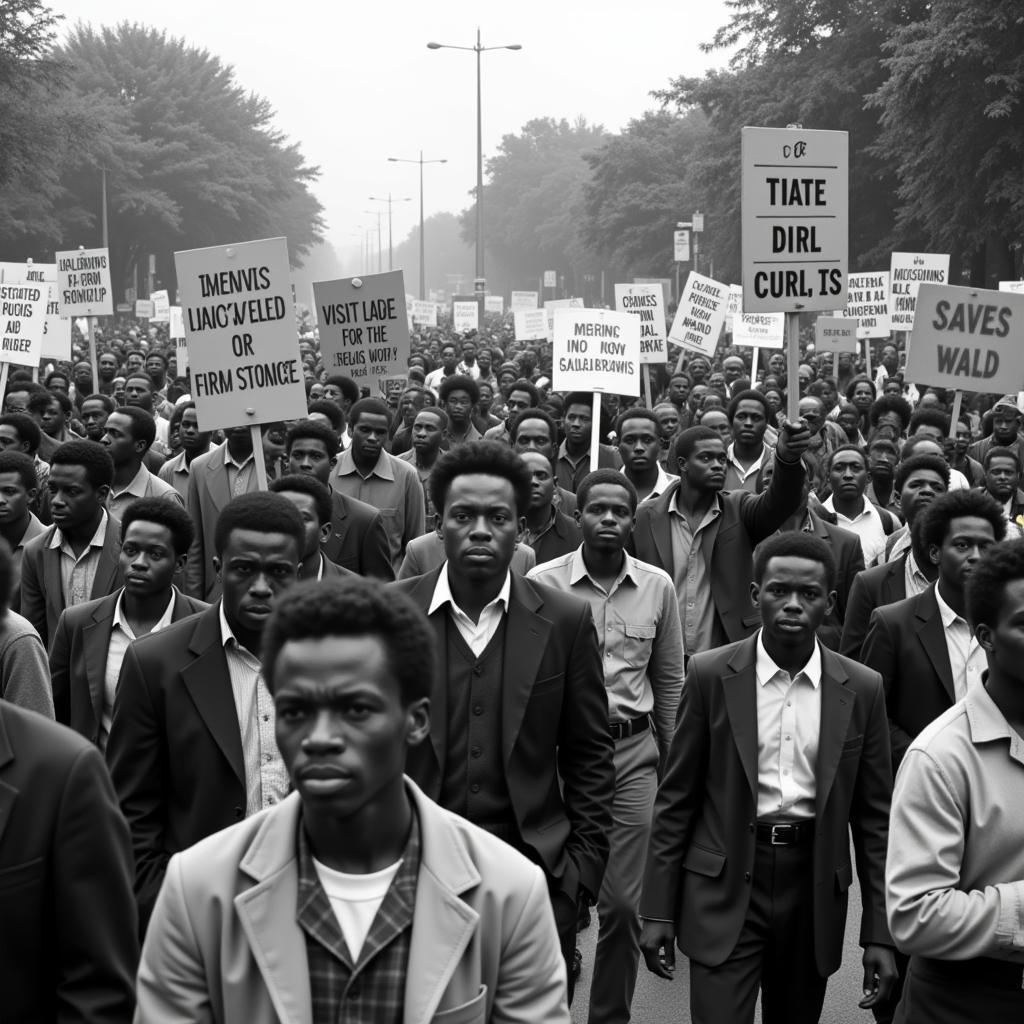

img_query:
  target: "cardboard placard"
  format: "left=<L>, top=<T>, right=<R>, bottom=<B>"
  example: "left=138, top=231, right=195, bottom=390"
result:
left=668, top=272, right=729, bottom=359
left=452, top=301, right=480, bottom=334
left=411, top=300, right=438, bottom=327
left=174, top=236, right=306, bottom=430
left=904, top=283, right=1024, bottom=394
left=135, top=299, right=154, bottom=319
left=741, top=127, right=849, bottom=313
left=0, top=262, right=69, bottom=361
left=734, top=312, right=785, bottom=349
left=484, top=295, right=504, bottom=315
left=844, top=272, right=891, bottom=338
left=314, top=270, right=412, bottom=390
left=674, top=229, right=690, bottom=262
left=615, top=282, right=666, bottom=364
left=55, top=247, right=113, bottom=317
left=151, top=289, right=170, bottom=322
left=510, top=290, right=538, bottom=312
left=814, top=316, right=859, bottom=354
left=890, top=253, right=950, bottom=331
left=552, top=308, right=641, bottom=396
left=543, top=271, right=557, bottom=288
left=514, top=309, right=548, bottom=342
left=999, top=281, right=1024, bottom=294
left=0, top=282, right=47, bottom=366
left=544, top=297, right=584, bottom=332
left=724, top=284, right=743, bottom=333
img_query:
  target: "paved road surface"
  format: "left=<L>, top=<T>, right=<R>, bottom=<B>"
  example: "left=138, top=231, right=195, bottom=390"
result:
left=571, top=855, right=875, bottom=1024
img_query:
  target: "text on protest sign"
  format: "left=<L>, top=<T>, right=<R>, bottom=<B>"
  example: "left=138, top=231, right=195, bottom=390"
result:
left=734, top=311, right=785, bottom=349
left=135, top=299, right=154, bottom=319
left=484, top=295, right=504, bottom=315
left=514, top=309, right=548, bottom=342
left=814, top=316, right=859, bottom=354
left=151, top=290, right=170, bottom=322
left=169, top=306, right=187, bottom=370
left=314, top=271, right=411, bottom=391
left=0, top=283, right=47, bottom=366
left=55, top=248, right=113, bottom=317
left=904, top=284, right=1024, bottom=395
left=552, top=308, right=641, bottom=397
left=615, top=283, right=666, bottom=364
left=452, top=301, right=479, bottom=333
left=741, top=127, right=849, bottom=313
left=890, top=253, right=949, bottom=331
left=0, top=261, right=69, bottom=361
left=844, top=272, right=891, bottom=338
left=725, top=284, right=743, bottom=333
left=545, top=297, right=584, bottom=332
left=510, top=291, right=539, bottom=312
left=411, top=300, right=438, bottom=327
left=668, top=272, right=729, bottom=359
left=174, top=236, right=306, bottom=431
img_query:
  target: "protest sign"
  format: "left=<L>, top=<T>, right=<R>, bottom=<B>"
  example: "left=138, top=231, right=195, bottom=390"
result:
left=169, top=306, right=187, bottom=370
left=724, top=284, right=743, bottom=333
left=551, top=308, right=640, bottom=397
left=633, top=278, right=673, bottom=309
left=55, top=247, right=113, bottom=317
left=904, top=284, right=1024, bottom=395
left=452, top=301, right=479, bottom=333
left=814, top=316, right=859, bottom=354
left=999, top=281, right=1024, bottom=294
left=890, top=253, right=949, bottom=331
left=314, top=270, right=411, bottom=394
left=411, top=300, right=438, bottom=327
left=674, top=229, right=690, bottom=262
left=844, top=272, right=891, bottom=338
left=135, top=299, right=154, bottom=319
left=514, top=309, right=548, bottom=342
left=510, top=290, right=538, bottom=312
left=741, top=127, right=848, bottom=313
left=150, top=289, right=170, bottom=322
left=543, top=270, right=557, bottom=288
left=175, top=235, right=306, bottom=433
left=615, top=283, right=666, bottom=366
left=0, top=261, right=69, bottom=362
left=668, top=272, right=729, bottom=360
left=545, top=297, right=584, bottom=332
left=484, top=295, right=504, bottom=315
left=734, top=312, right=785, bottom=349
left=0, top=282, right=47, bottom=367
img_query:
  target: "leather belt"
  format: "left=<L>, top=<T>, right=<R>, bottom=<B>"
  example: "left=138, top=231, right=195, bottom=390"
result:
left=756, top=820, right=815, bottom=846
left=608, top=715, right=650, bottom=741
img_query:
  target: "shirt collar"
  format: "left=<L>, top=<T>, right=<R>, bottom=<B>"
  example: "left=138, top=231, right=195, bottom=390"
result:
left=113, top=586, right=178, bottom=634
left=568, top=544, right=638, bottom=589
left=337, top=447, right=394, bottom=481
left=622, top=463, right=677, bottom=499
left=428, top=563, right=511, bottom=618
left=557, top=439, right=588, bottom=467
left=933, top=582, right=969, bottom=629
left=966, top=680, right=1019, bottom=748
left=906, top=549, right=929, bottom=583
left=755, top=630, right=822, bottom=689
left=670, top=488, right=722, bottom=521
left=50, top=509, right=109, bottom=551
left=218, top=600, right=259, bottom=659
left=824, top=494, right=872, bottom=522
left=110, top=464, right=150, bottom=499
left=223, top=445, right=254, bottom=471
left=725, top=441, right=767, bottom=473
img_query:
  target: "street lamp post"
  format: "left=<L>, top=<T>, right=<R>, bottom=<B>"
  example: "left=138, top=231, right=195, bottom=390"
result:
left=363, top=210, right=384, bottom=273
left=427, top=29, right=521, bottom=291
left=368, top=193, right=412, bottom=272
left=388, top=152, right=447, bottom=299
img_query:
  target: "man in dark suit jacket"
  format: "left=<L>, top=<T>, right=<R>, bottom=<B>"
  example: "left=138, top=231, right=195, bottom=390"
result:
left=631, top=422, right=810, bottom=647
left=49, top=497, right=208, bottom=746
left=392, top=440, right=614, bottom=1000
left=106, top=492, right=305, bottom=930
left=0, top=700, right=138, bottom=1022
left=284, top=419, right=394, bottom=579
left=640, top=533, right=896, bottom=1024
left=840, top=553, right=911, bottom=659
left=20, top=439, right=123, bottom=646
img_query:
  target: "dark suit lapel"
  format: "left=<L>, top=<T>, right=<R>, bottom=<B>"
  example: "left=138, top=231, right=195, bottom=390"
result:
left=43, top=543, right=63, bottom=633
left=404, top=570, right=448, bottom=774
left=90, top=517, right=122, bottom=600
left=181, top=607, right=245, bottom=786
left=83, top=595, right=118, bottom=733
left=880, top=558, right=904, bottom=603
left=722, top=639, right=759, bottom=803
left=501, top=577, right=551, bottom=762
left=815, top=653, right=854, bottom=818
left=916, top=590, right=956, bottom=703
left=0, top=713, right=14, bottom=848
left=208, top=460, right=232, bottom=512
left=649, top=491, right=674, bottom=570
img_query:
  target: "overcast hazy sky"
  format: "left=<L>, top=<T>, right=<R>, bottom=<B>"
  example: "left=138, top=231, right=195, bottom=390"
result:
left=57, top=1, right=734, bottom=257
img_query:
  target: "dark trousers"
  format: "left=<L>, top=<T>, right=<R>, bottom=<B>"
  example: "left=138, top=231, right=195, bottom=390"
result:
left=689, top=838, right=827, bottom=1024
left=895, top=957, right=1024, bottom=1023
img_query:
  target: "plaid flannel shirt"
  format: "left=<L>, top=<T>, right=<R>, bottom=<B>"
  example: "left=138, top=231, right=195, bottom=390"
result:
left=296, top=810, right=421, bottom=1024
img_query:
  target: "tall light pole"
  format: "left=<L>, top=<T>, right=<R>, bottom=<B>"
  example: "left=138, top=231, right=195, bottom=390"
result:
left=427, top=29, right=521, bottom=291
left=389, top=152, right=447, bottom=299
left=368, top=193, right=412, bottom=272
left=363, top=210, right=384, bottom=273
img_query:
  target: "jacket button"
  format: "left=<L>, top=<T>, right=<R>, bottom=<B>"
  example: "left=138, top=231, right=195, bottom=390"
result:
left=234, top=806, right=243, bottom=819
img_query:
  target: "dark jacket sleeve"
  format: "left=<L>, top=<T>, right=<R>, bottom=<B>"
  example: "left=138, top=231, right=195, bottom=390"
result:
left=737, top=451, right=805, bottom=544
left=19, top=544, right=47, bottom=644
left=860, top=610, right=914, bottom=769
left=49, top=610, right=73, bottom=727
left=362, top=511, right=396, bottom=581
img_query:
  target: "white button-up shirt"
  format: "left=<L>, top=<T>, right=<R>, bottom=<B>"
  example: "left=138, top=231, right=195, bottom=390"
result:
left=429, top=565, right=510, bottom=657
left=755, top=631, right=822, bottom=821
left=823, top=494, right=889, bottom=566
left=934, top=584, right=986, bottom=701
left=50, top=510, right=110, bottom=608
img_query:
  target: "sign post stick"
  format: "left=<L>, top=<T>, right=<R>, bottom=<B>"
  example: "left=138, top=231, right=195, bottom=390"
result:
left=785, top=311, right=801, bottom=422
left=87, top=317, right=99, bottom=397
left=750, top=346, right=758, bottom=386
left=833, top=350, right=839, bottom=379
left=250, top=424, right=269, bottom=491
left=864, top=340, right=872, bottom=378
left=590, top=393, right=602, bottom=473
left=643, top=365, right=652, bottom=408
left=948, top=391, right=962, bottom=439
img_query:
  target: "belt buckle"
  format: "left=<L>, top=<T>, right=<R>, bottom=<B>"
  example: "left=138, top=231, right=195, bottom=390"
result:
left=770, top=824, right=790, bottom=846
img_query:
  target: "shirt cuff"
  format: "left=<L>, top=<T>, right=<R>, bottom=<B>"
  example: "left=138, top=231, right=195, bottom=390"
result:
left=995, top=882, right=1024, bottom=951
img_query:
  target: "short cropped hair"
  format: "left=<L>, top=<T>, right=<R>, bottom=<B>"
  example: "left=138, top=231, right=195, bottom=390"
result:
left=917, top=489, right=1005, bottom=554
left=270, top=473, right=333, bottom=528
left=983, top=445, right=1022, bottom=472
left=894, top=454, right=950, bottom=492
left=577, top=468, right=638, bottom=514
left=614, top=407, right=661, bottom=440
left=81, top=393, right=115, bottom=414
left=510, top=408, right=555, bottom=444
left=826, top=444, right=868, bottom=474
left=261, top=578, right=436, bottom=702
left=348, top=397, right=392, bottom=430
left=286, top=419, right=340, bottom=459
left=0, top=413, right=41, bottom=453
left=966, top=539, right=1024, bottom=630
left=726, top=389, right=771, bottom=423
left=563, top=391, right=594, bottom=414
left=439, top=374, right=480, bottom=406
left=670, top=425, right=720, bottom=467
left=213, top=491, right=305, bottom=557
left=50, top=440, right=114, bottom=490
left=429, top=440, right=532, bottom=517
left=306, top=399, right=344, bottom=432
left=111, top=405, right=157, bottom=450
left=0, top=450, right=37, bottom=490
left=121, top=496, right=196, bottom=556
left=753, top=531, right=837, bottom=592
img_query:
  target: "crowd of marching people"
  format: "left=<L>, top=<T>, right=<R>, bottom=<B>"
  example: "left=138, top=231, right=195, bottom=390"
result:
left=1, top=305, right=1023, bottom=1024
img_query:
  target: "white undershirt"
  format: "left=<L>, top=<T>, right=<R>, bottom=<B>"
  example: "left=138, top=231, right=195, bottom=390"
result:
left=312, top=857, right=402, bottom=960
